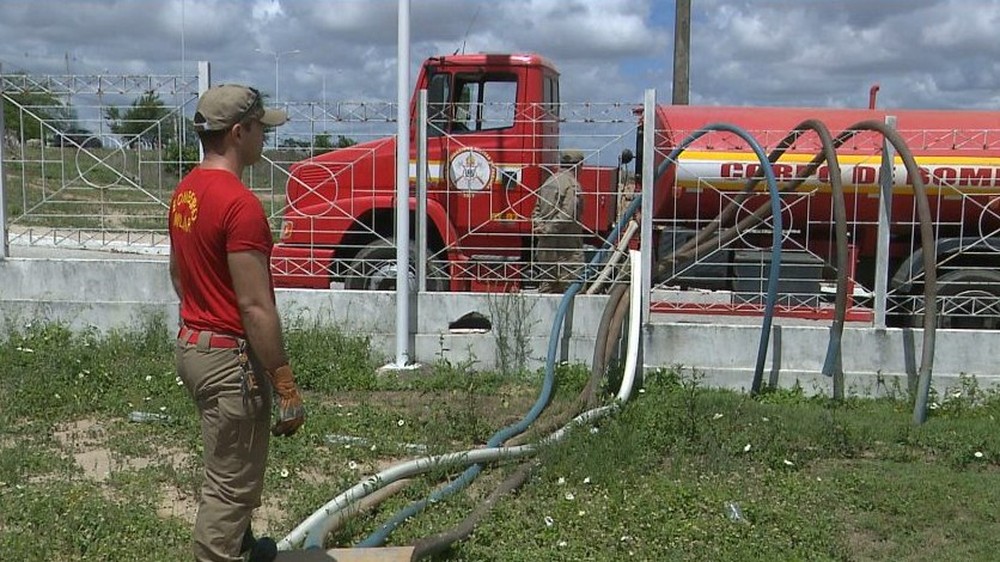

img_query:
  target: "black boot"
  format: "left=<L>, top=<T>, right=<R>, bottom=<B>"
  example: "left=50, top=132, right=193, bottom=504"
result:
left=249, top=536, right=277, bottom=562
left=241, top=526, right=277, bottom=562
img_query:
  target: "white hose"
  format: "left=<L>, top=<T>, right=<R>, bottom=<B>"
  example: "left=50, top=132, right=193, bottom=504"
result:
left=617, top=249, right=643, bottom=403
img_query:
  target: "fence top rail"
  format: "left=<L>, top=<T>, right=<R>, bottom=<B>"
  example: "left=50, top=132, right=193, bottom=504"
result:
left=0, top=73, right=199, bottom=96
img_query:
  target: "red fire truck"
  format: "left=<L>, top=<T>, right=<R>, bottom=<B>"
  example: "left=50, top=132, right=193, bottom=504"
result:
left=271, top=52, right=1000, bottom=328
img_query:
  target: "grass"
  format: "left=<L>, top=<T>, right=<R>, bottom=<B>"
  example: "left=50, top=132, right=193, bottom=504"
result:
left=3, top=320, right=1000, bottom=560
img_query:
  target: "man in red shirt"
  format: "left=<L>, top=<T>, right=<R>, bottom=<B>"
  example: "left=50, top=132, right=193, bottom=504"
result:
left=169, top=84, right=305, bottom=562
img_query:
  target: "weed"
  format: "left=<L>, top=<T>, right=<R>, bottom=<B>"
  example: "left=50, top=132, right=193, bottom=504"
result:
left=486, top=291, right=536, bottom=377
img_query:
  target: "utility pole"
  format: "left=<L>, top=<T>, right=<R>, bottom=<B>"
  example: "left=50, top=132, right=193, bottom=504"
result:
left=672, top=0, right=691, bottom=105
left=254, top=47, right=301, bottom=148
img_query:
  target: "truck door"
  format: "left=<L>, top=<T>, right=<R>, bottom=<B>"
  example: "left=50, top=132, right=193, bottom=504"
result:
left=436, top=72, right=525, bottom=240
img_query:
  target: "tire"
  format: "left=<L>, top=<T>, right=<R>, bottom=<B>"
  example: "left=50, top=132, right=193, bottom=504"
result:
left=913, top=269, right=1000, bottom=329
left=344, top=239, right=447, bottom=291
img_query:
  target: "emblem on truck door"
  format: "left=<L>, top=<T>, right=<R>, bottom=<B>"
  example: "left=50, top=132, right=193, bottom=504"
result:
left=449, top=147, right=496, bottom=193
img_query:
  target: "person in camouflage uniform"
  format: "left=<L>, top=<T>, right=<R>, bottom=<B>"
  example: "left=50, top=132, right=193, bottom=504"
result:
left=532, top=150, right=585, bottom=293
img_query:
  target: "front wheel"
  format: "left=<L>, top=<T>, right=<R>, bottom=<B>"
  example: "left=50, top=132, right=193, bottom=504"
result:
left=344, top=239, right=447, bottom=291
left=913, top=269, right=1000, bottom=329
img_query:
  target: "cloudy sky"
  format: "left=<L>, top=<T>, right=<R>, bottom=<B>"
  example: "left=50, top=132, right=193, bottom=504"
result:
left=2, top=0, right=999, bottom=111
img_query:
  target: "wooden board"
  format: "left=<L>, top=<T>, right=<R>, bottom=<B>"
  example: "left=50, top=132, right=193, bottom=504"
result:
left=274, top=549, right=337, bottom=562
left=327, top=547, right=415, bottom=562
left=274, top=547, right=414, bottom=562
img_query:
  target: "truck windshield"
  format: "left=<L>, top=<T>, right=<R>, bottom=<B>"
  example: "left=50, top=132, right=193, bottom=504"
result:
left=426, top=71, right=517, bottom=136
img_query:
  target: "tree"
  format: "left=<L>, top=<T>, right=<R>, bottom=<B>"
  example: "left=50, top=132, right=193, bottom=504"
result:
left=2, top=80, right=78, bottom=141
left=104, top=90, right=175, bottom=148
left=310, top=134, right=355, bottom=157
left=314, top=133, right=333, bottom=150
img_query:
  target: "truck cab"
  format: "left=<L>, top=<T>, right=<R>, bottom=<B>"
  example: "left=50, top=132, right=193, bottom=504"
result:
left=271, top=53, right=617, bottom=291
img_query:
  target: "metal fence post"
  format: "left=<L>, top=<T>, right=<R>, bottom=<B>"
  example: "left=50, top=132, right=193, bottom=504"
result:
left=0, top=62, right=8, bottom=260
left=394, top=0, right=412, bottom=367
left=416, top=89, right=428, bottom=292
left=640, top=89, right=656, bottom=325
left=874, top=115, right=896, bottom=329
left=197, top=61, right=211, bottom=163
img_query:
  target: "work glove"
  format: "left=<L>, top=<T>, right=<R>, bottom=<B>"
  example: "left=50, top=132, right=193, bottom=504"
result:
left=268, top=365, right=305, bottom=437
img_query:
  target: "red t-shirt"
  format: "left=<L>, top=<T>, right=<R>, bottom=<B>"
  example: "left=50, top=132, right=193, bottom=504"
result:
left=168, top=167, right=274, bottom=336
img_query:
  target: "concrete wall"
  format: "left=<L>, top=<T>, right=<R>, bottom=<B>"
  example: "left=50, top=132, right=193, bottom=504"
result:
left=2, top=257, right=998, bottom=398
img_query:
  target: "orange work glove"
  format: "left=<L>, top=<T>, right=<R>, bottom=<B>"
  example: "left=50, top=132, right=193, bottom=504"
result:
left=268, top=365, right=305, bottom=437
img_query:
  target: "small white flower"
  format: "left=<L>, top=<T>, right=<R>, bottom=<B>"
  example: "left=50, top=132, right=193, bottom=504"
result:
left=176, top=376, right=184, bottom=386
left=19, top=347, right=34, bottom=354
left=346, top=412, right=353, bottom=417
left=578, top=510, right=586, bottom=516
left=712, top=413, right=724, bottom=420
left=370, top=444, right=377, bottom=452
left=743, top=443, right=752, bottom=453
left=816, top=477, right=823, bottom=482
left=762, top=417, right=770, bottom=422
left=558, top=541, right=567, bottom=547
left=557, top=477, right=566, bottom=485
left=54, top=393, right=60, bottom=400
left=583, top=476, right=591, bottom=485
left=975, top=451, right=984, bottom=459
left=564, top=492, right=575, bottom=501
left=159, top=406, right=167, bottom=412
left=638, top=388, right=646, bottom=394
left=280, top=468, right=289, bottom=478
left=344, top=444, right=351, bottom=449
left=929, top=402, right=940, bottom=410
left=783, top=459, right=794, bottom=466
left=544, top=516, right=554, bottom=527
left=145, top=375, right=152, bottom=382
left=397, top=419, right=405, bottom=427
left=620, top=535, right=631, bottom=542
left=589, top=427, right=599, bottom=434
left=348, top=461, right=358, bottom=470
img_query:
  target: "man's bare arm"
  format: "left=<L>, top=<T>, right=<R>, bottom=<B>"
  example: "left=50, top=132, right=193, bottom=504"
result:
left=169, top=250, right=183, bottom=301
left=228, top=250, right=288, bottom=371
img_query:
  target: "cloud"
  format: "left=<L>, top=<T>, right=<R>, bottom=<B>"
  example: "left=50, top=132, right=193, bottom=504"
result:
left=1, top=0, right=997, bottom=112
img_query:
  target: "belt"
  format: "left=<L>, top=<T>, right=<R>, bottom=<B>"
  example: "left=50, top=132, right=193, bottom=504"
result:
left=178, top=326, right=241, bottom=349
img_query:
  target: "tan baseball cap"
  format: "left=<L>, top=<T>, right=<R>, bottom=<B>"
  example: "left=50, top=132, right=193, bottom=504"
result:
left=561, top=150, right=585, bottom=165
left=193, top=84, right=288, bottom=132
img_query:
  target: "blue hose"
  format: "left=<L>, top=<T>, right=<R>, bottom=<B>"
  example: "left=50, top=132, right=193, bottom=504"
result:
left=358, top=122, right=782, bottom=547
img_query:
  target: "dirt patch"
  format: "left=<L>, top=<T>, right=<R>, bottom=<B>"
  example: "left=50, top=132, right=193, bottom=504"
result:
left=155, top=485, right=286, bottom=537
left=157, top=483, right=198, bottom=523
left=52, top=417, right=191, bottom=482
left=333, top=389, right=542, bottom=426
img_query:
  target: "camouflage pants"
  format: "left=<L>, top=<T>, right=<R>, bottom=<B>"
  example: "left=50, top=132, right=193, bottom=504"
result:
left=536, top=235, right=584, bottom=294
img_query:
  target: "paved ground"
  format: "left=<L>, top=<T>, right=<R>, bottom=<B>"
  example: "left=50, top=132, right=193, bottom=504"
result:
left=6, top=244, right=168, bottom=260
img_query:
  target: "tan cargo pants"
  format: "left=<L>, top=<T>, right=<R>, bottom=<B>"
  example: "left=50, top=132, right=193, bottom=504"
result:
left=176, top=329, right=272, bottom=562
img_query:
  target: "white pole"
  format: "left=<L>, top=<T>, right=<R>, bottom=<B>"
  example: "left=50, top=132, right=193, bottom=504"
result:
left=417, top=88, right=428, bottom=292
left=197, top=61, right=211, bottom=162
left=394, top=0, right=412, bottom=366
left=874, top=115, right=896, bottom=329
left=0, top=62, right=8, bottom=259
left=322, top=74, right=328, bottom=133
left=640, top=89, right=656, bottom=325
